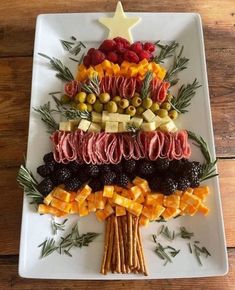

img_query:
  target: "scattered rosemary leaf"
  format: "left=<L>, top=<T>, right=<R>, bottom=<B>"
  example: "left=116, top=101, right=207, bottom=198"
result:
left=178, top=226, right=194, bottom=239
left=154, top=41, right=179, bottom=64
left=49, top=91, right=62, bottom=95
left=194, top=247, right=203, bottom=266
left=140, top=71, right=153, bottom=99
left=71, top=36, right=77, bottom=41
left=152, top=234, right=157, bottom=244
left=38, top=238, right=59, bottom=258
left=69, top=57, right=81, bottom=63
left=188, top=242, right=192, bottom=254
left=51, top=218, right=68, bottom=235
left=159, top=225, right=175, bottom=241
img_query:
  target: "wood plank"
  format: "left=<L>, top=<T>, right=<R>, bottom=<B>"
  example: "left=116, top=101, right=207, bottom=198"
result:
left=0, top=249, right=234, bottom=289
left=0, top=159, right=234, bottom=255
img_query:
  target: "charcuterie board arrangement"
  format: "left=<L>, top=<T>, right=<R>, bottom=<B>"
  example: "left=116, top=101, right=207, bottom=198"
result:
left=17, top=2, right=220, bottom=277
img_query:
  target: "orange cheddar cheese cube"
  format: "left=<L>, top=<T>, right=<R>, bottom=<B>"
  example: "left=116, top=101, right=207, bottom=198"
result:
left=87, top=193, right=95, bottom=202
left=135, top=193, right=145, bottom=204
left=116, top=205, right=126, bottom=216
left=43, top=192, right=54, bottom=205
left=198, top=203, right=210, bottom=216
left=103, top=185, right=114, bottom=198
left=193, top=186, right=210, bottom=201
left=53, top=187, right=71, bottom=203
left=69, top=192, right=77, bottom=202
left=183, top=204, right=199, bottom=216
left=146, top=193, right=164, bottom=206
left=128, top=201, right=143, bottom=216
left=132, top=177, right=150, bottom=193
left=151, top=204, right=165, bottom=221
left=95, top=191, right=106, bottom=209
left=70, top=201, right=80, bottom=214
left=51, top=198, right=71, bottom=213
left=181, top=191, right=201, bottom=207
left=88, top=200, right=96, bottom=212
left=112, top=193, right=132, bottom=208
left=163, top=195, right=180, bottom=209
left=139, top=214, right=150, bottom=227
left=162, top=207, right=181, bottom=221
left=75, top=185, right=92, bottom=205
left=129, top=186, right=142, bottom=200
left=38, top=204, right=67, bottom=217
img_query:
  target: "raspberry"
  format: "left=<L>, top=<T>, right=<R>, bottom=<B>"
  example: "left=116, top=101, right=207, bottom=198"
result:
left=130, top=41, right=143, bottom=54
left=116, top=42, right=126, bottom=54
left=144, top=42, right=155, bottom=53
left=138, top=50, right=152, bottom=61
left=123, top=50, right=139, bottom=63
left=113, top=37, right=130, bottom=48
left=87, top=48, right=96, bottom=56
left=117, top=54, right=124, bottom=65
left=91, top=49, right=105, bottom=66
left=99, top=39, right=116, bottom=53
left=107, top=51, right=119, bottom=63
left=64, top=80, right=79, bottom=98
left=83, top=55, right=91, bottom=67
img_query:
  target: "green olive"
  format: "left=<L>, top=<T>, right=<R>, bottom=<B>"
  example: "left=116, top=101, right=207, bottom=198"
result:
left=161, top=102, right=172, bottom=111
left=117, top=107, right=124, bottom=114
left=99, top=93, right=111, bottom=104
left=131, top=96, right=142, bottom=107
left=93, top=101, right=104, bottom=113
left=107, top=101, right=118, bottom=113
left=136, top=106, right=145, bottom=115
left=113, top=96, right=121, bottom=103
left=168, top=110, right=178, bottom=120
left=156, top=109, right=168, bottom=118
left=74, top=92, right=87, bottom=103
left=166, top=93, right=173, bottom=102
left=150, top=102, right=160, bottom=113
left=60, top=94, right=70, bottom=104
left=77, top=103, right=88, bottom=111
left=126, top=106, right=136, bottom=116
left=119, top=99, right=129, bottom=109
left=86, top=93, right=96, bottom=104
left=86, top=103, right=93, bottom=112
left=142, top=98, right=153, bottom=109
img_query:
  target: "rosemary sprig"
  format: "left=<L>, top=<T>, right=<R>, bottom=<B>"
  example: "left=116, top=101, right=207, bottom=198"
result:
left=187, top=131, right=218, bottom=181
left=140, top=71, right=153, bottom=99
left=178, top=226, right=194, bottom=239
left=51, top=218, right=68, bottom=235
left=52, top=95, right=91, bottom=121
left=17, top=165, right=43, bottom=205
left=190, top=242, right=211, bottom=266
left=159, top=225, right=175, bottom=241
left=60, top=39, right=86, bottom=56
left=165, top=46, right=189, bottom=85
left=81, top=75, right=101, bottom=96
left=38, top=53, right=74, bottom=82
left=60, top=40, right=75, bottom=51
left=154, top=242, right=180, bottom=266
left=154, top=41, right=179, bottom=63
left=33, top=102, right=59, bottom=133
left=127, top=124, right=140, bottom=136
left=170, top=79, right=201, bottom=114
left=38, top=238, right=59, bottom=258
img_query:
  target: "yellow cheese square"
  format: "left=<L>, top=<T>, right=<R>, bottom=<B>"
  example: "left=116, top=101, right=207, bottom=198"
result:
left=53, top=187, right=71, bottom=203
left=103, top=185, right=114, bottom=198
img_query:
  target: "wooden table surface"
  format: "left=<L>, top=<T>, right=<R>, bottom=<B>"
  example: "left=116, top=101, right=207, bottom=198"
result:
left=0, top=0, right=235, bottom=289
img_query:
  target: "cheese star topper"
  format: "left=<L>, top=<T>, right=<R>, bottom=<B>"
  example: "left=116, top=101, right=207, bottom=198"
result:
left=99, top=1, right=141, bottom=43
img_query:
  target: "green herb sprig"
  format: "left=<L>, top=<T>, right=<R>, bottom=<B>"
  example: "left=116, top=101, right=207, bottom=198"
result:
left=140, top=71, right=153, bottom=99
left=170, top=79, right=201, bottom=114
left=33, top=102, right=59, bottom=133
left=17, top=165, right=43, bottom=205
left=154, top=41, right=179, bottom=64
left=38, top=53, right=74, bottom=82
left=60, top=38, right=86, bottom=56
left=81, top=75, right=101, bottom=96
left=127, top=124, right=140, bottom=136
left=165, top=46, right=189, bottom=85
left=38, top=238, right=59, bottom=258
left=188, top=241, right=211, bottom=266
left=51, top=218, right=68, bottom=235
left=159, top=225, right=175, bottom=241
left=178, top=226, right=194, bottom=239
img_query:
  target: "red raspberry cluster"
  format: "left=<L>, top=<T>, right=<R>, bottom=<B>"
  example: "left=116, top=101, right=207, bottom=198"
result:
left=83, top=37, right=156, bottom=67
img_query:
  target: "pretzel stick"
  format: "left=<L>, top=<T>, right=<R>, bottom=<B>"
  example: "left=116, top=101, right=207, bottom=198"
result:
left=100, top=216, right=111, bottom=274
left=111, top=223, right=116, bottom=273
left=105, top=215, right=114, bottom=273
left=133, top=216, right=138, bottom=269
left=138, top=226, right=148, bottom=276
left=118, top=216, right=126, bottom=273
left=121, top=215, right=130, bottom=273
left=136, top=235, right=145, bottom=274
left=127, top=212, right=133, bottom=267
left=114, top=216, right=121, bottom=273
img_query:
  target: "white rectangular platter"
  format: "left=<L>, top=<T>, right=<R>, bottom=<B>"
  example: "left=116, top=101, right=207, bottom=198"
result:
left=19, top=12, right=228, bottom=279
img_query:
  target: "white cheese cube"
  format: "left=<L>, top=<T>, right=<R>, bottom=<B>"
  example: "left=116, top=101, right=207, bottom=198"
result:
left=78, top=119, right=91, bottom=132
left=88, top=122, right=102, bottom=132
left=118, top=122, right=128, bottom=132
left=105, top=121, right=119, bottom=133
left=129, top=117, right=143, bottom=128
left=91, top=112, right=102, bottom=123
left=141, top=122, right=156, bottom=132
left=59, top=121, right=73, bottom=132
left=102, top=111, right=110, bottom=123
left=118, top=114, right=131, bottom=122
left=108, top=113, right=120, bottom=122
left=142, top=109, right=156, bottom=122
left=159, top=120, right=177, bottom=132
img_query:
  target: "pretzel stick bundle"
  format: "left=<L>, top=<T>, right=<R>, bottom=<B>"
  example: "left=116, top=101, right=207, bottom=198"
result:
left=100, top=213, right=147, bottom=275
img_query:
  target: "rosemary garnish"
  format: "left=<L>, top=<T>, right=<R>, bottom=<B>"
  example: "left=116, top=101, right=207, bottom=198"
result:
left=178, top=226, right=194, bottom=239
left=170, top=79, right=201, bottom=114
left=154, top=41, right=179, bottom=64
left=140, top=71, right=153, bottom=99
left=33, top=102, right=59, bottom=133
left=51, top=218, right=68, bottom=235
left=127, top=124, right=140, bottom=136
left=60, top=39, right=86, bottom=56
left=188, top=242, right=192, bottom=253
left=153, top=240, right=180, bottom=266
left=187, top=131, right=218, bottom=181
left=189, top=241, right=211, bottom=266
left=17, top=165, right=43, bottom=205
left=52, top=95, right=91, bottom=121
left=38, top=238, right=59, bottom=258
left=81, top=75, right=101, bottom=96
left=38, top=53, right=74, bottom=82
left=165, top=46, right=189, bottom=85
left=159, top=225, right=175, bottom=241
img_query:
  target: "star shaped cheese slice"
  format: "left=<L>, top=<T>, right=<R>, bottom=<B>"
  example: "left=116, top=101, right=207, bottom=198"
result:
left=99, top=1, right=141, bottom=43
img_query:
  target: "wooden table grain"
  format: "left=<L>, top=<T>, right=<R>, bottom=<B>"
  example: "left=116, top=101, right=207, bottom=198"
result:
left=0, top=0, right=234, bottom=289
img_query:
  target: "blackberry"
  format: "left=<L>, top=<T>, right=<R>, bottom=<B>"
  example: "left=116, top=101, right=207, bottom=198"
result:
left=160, top=178, right=177, bottom=195
left=37, top=177, right=54, bottom=196
left=115, top=174, right=129, bottom=188
left=191, top=161, right=203, bottom=177
left=183, top=166, right=199, bottom=180
left=177, top=177, right=190, bottom=191
left=123, top=159, right=136, bottom=174
left=89, top=178, right=103, bottom=192
left=169, top=159, right=185, bottom=174
left=101, top=164, right=111, bottom=174
left=43, top=152, right=54, bottom=164
left=102, top=171, right=116, bottom=185
left=139, top=160, right=155, bottom=176
left=112, top=163, right=123, bottom=173
left=86, top=164, right=99, bottom=177
left=54, top=167, right=72, bottom=183
left=77, top=170, right=89, bottom=183
left=190, top=176, right=200, bottom=188
left=68, top=161, right=82, bottom=173
left=155, top=158, right=170, bottom=171
left=149, top=177, right=162, bottom=192
left=37, top=164, right=53, bottom=177
left=64, top=177, right=82, bottom=191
